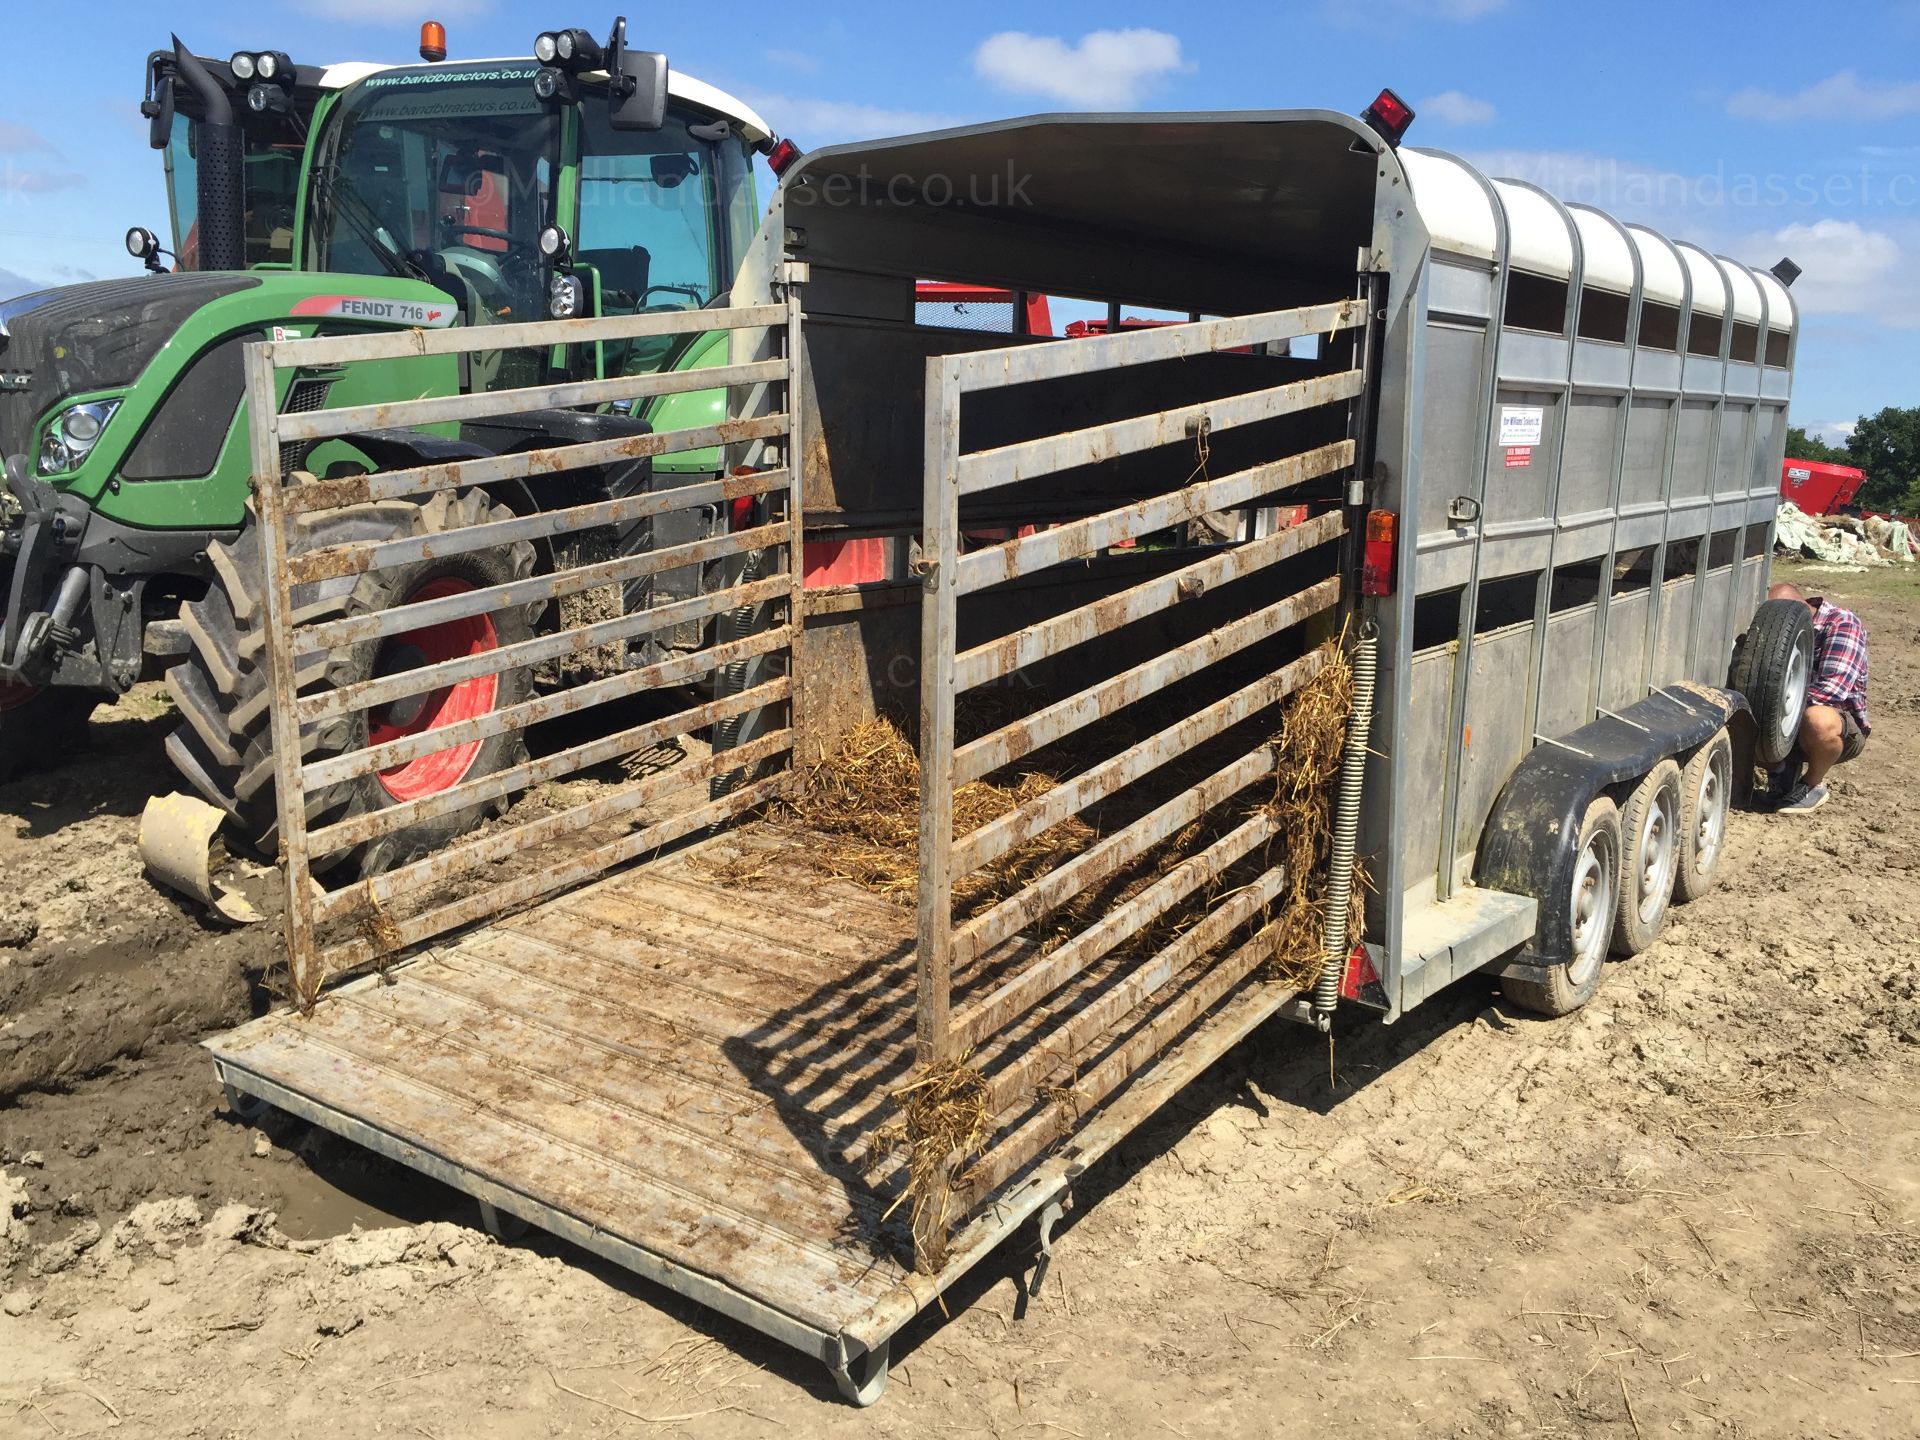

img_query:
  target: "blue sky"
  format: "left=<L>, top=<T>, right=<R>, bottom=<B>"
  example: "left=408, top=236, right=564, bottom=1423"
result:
left=3, top=0, right=1917, bottom=441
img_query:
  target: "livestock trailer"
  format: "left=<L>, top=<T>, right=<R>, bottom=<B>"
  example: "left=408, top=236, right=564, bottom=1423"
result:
left=205, top=105, right=1802, bottom=1403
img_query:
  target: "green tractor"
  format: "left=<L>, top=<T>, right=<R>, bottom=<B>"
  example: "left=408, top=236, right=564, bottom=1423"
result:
left=0, top=20, right=785, bottom=871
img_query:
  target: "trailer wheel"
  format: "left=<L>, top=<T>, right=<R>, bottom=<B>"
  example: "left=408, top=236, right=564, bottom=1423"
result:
left=1672, top=729, right=1732, bottom=903
left=1611, top=760, right=1681, bottom=955
left=165, top=489, right=536, bottom=876
left=1727, top=598, right=1813, bottom=766
left=1500, top=796, right=1621, bottom=1016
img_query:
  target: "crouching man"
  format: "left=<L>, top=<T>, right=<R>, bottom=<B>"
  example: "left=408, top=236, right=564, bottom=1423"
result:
left=1765, top=581, right=1870, bottom=815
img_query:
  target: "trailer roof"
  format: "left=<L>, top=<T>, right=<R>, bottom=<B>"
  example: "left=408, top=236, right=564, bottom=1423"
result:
left=780, top=110, right=1417, bottom=317
left=1402, top=146, right=1794, bottom=335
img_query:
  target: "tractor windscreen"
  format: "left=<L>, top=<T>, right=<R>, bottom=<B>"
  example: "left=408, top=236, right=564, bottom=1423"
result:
left=307, top=65, right=560, bottom=327
left=576, top=99, right=759, bottom=374
left=162, top=107, right=304, bottom=269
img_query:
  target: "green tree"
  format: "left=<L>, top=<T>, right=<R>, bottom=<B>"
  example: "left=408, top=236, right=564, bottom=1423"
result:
left=1784, top=424, right=1849, bottom=466
left=1846, top=406, right=1920, bottom=510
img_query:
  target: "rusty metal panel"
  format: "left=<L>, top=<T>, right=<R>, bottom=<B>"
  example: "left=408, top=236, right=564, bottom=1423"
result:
left=244, top=303, right=802, bottom=1004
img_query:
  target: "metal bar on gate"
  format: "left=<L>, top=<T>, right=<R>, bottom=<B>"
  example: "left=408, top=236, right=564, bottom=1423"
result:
left=978, top=863, right=1287, bottom=1113
left=949, top=300, right=1363, bottom=391
left=262, top=303, right=788, bottom=369
left=284, top=469, right=785, bottom=586
left=313, top=773, right=790, bottom=975
left=955, top=516, right=1344, bottom=692
left=300, top=608, right=787, bottom=786
left=280, top=415, right=790, bottom=516
left=294, top=576, right=788, bottom=728
left=275, top=359, right=789, bottom=445
left=953, top=812, right=1281, bottom=1054
left=956, top=370, right=1364, bottom=498
left=243, top=340, right=323, bottom=999
left=291, top=521, right=787, bottom=657
left=953, top=644, right=1334, bottom=878
left=957, top=440, right=1353, bottom=595
left=916, top=357, right=963, bottom=1071
left=304, top=675, right=791, bottom=853
left=952, top=582, right=1340, bottom=786
left=311, top=727, right=794, bottom=926
left=962, top=918, right=1284, bottom=1200
left=952, top=745, right=1278, bottom=971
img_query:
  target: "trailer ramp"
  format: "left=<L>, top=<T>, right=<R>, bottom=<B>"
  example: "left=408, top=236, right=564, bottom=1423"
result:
left=208, top=822, right=1303, bottom=1401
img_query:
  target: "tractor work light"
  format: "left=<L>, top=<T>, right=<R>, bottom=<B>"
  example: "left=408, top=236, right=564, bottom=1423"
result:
left=534, top=32, right=560, bottom=63
left=248, top=85, right=291, bottom=114
left=1361, top=88, right=1415, bottom=147
left=538, top=225, right=572, bottom=263
left=532, top=66, right=577, bottom=104
left=230, top=51, right=294, bottom=87
left=549, top=272, right=587, bottom=319
left=555, top=28, right=603, bottom=68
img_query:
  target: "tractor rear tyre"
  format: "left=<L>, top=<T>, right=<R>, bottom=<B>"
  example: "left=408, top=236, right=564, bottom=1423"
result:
left=1727, top=598, right=1813, bottom=767
left=165, top=489, right=536, bottom=877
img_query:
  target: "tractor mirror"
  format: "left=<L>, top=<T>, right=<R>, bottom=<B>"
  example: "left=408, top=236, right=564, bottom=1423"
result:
left=649, top=154, right=695, bottom=188
left=147, top=73, right=176, bottom=151
left=606, top=16, right=667, bottom=132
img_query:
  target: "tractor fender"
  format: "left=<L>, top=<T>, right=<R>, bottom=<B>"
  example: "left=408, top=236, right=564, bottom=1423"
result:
left=333, top=428, right=540, bottom=523
left=1476, top=685, right=1744, bottom=978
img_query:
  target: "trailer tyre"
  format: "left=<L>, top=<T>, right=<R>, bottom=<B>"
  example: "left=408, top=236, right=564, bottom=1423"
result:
left=165, top=489, right=536, bottom=876
left=1727, top=598, right=1814, bottom=766
left=1611, top=759, right=1681, bottom=956
left=1500, top=796, right=1621, bottom=1017
left=1672, top=729, right=1733, bottom=903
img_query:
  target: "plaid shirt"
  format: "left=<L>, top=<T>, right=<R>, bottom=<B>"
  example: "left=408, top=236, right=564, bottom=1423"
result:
left=1808, top=599, right=1870, bottom=733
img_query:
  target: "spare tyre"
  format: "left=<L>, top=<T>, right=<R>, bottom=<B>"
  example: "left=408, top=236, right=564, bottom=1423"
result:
left=1726, top=597, right=1814, bottom=766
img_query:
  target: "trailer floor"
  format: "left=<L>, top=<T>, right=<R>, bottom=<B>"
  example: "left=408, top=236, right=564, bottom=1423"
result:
left=204, top=822, right=1300, bottom=1390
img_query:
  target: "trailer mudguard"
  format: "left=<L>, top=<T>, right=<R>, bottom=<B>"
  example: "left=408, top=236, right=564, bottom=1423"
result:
left=1477, top=685, right=1745, bottom=976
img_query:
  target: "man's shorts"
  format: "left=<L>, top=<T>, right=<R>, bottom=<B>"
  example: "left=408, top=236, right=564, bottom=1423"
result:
left=1840, top=708, right=1868, bottom=763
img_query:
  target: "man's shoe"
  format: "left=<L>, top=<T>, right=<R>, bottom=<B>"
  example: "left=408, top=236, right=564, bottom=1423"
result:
left=1774, top=782, right=1829, bottom=816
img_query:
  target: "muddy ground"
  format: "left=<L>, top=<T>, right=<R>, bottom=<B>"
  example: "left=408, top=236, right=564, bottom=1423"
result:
left=1, top=562, right=1916, bottom=1438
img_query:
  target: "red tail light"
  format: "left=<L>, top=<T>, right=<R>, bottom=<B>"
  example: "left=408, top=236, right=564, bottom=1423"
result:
left=1362, top=88, right=1415, bottom=147
left=766, top=137, right=802, bottom=177
left=1361, top=509, right=1397, bottom=596
left=729, top=495, right=756, bottom=531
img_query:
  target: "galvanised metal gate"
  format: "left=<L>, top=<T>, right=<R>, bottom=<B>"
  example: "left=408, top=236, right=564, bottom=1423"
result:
left=242, top=301, right=799, bottom=1007
left=908, top=295, right=1373, bottom=1268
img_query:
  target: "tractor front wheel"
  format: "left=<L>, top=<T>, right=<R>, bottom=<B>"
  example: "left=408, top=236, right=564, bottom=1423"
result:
left=165, top=488, right=536, bottom=877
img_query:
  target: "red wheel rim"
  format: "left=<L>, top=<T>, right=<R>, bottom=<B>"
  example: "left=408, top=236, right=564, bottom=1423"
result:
left=0, top=674, right=38, bottom=713
left=369, top=577, right=500, bottom=802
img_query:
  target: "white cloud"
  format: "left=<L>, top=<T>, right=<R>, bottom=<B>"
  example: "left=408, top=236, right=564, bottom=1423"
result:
left=1748, top=218, right=1904, bottom=319
left=0, top=265, right=44, bottom=298
left=1729, top=71, right=1920, bottom=122
left=762, top=47, right=820, bottom=74
left=292, top=0, right=493, bottom=19
left=0, top=162, right=85, bottom=196
left=1419, top=90, right=1496, bottom=125
left=0, top=121, right=54, bottom=155
left=743, top=93, right=965, bottom=146
left=1807, top=419, right=1858, bottom=446
left=973, top=29, right=1191, bottom=108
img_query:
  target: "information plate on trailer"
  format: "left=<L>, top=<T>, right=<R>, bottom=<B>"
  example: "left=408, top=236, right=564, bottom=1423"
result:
left=1504, top=445, right=1533, bottom=468
left=1498, top=405, right=1545, bottom=447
